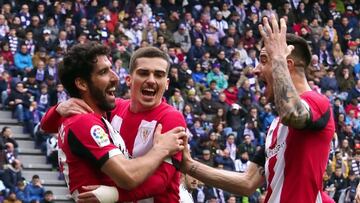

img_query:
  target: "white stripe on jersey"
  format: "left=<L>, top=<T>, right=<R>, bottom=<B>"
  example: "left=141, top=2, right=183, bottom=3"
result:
left=133, top=120, right=157, bottom=158
left=265, top=117, right=289, bottom=203
left=316, top=191, right=323, bottom=203
left=267, top=123, right=288, bottom=203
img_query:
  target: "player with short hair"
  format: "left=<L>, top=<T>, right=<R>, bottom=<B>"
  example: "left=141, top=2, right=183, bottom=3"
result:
left=42, top=46, right=188, bottom=202
left=46, top=42, right=186, bottom=202
left=180, top=15, right=335, bottom=203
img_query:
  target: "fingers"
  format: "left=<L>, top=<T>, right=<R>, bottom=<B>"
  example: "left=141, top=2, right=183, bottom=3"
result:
left=258, top=24, right=267, bottom=39
left=262, top=17, right=273, bottom=39
left=280, top=18, right=287, bottom=35
left=270, top=14, right=279, bottom=35
left=154, top=124, right=163, bottom=137
left=78, top=191, right=94, bottom=199
left=176, top=130, right=187, bottom=139
left=178, top=138, right=184, bottom=146
left=74, top=99, right=93, bottom=113
left=82, top=185, right=100, bottom=191
left=168, top=126, right=185, bottom=134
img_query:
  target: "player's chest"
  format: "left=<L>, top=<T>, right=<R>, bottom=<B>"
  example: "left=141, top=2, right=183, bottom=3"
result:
left=110, top=113, right=161, bottom=154
left=265, top=118, right=289, bottom=159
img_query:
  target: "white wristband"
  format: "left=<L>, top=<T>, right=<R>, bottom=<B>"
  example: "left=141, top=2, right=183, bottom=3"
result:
left=92, top=185, right=119, bottom=203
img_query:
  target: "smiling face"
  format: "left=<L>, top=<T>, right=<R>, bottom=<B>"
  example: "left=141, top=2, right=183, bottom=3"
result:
left=126, top=57, right=169, bottom=112
left=87, top=55, right=119, bottom=112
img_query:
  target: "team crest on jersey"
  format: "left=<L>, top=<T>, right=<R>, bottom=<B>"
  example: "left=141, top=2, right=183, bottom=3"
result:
left=140, top=127, right=152, bottom=143
left=90, top=125, right=110, bottom=147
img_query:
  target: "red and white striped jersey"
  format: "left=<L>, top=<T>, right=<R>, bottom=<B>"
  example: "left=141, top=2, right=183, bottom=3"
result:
left=264, top=91, right=335, bottom=203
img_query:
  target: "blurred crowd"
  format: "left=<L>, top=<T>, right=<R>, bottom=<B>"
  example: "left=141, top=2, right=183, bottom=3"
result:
left=0, top=0, right=359, bottom=202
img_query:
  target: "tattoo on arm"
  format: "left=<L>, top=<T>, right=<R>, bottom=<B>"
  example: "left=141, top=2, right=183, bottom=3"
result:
left=272, top=59, right=309, bottom=128
left=189, top=164, right=198, bottom=175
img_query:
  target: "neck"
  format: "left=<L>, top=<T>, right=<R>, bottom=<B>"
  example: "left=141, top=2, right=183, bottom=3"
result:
left=291, top=72, right=312, bottom=94
left=82, top=94, right=106, bottom=116
left=130, top=97, right=162, bottom=113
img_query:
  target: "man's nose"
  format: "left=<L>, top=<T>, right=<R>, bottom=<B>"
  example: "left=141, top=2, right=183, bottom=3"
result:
left=146, top=73, right=156, bottom=84
left=253, top=64, right=261, bottom=77
left=110, top=69, right=120, bottom=82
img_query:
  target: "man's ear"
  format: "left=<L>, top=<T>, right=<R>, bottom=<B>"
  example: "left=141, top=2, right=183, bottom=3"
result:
left=165, top=78, right=169, bottom=90
left=287, top=58, right=296, bottom=72
left=125, top=75, right=131, bottom=87
left=75, top=77, right=88, bottom=92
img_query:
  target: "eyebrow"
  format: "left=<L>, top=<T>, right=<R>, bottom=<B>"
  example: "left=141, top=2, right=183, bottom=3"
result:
left=97, top=65, right=111, bottom=73
left=137, top=68, right=166, bottom=73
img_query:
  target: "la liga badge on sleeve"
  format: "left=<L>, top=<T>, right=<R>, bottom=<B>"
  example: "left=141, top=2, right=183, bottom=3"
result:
left=90, top=125, right=111, bottom=147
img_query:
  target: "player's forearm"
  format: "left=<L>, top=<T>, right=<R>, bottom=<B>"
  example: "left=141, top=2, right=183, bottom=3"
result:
left=40, top=105, right=61, bottom=133
left=272, top=58, right=309, bottom=129
left=120, top=147, right=170, bottom=189
left=117, top=163, right=173, bottom=201
left=185, top=158, right=263, bottom=196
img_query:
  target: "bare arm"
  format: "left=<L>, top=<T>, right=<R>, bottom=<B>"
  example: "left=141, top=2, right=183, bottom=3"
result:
left=181, top=137, right=264, bottom=196
left=272, top=58, right=309, bottom=129
left=184, top=158, right=264, bottom=196
left=259, top=15, right=310, bottom=129
left=101, top=125, right=186, bottom=190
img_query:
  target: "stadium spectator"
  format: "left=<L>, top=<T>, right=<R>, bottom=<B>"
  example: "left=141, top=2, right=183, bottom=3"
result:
left=25, top=175, right=45, bottom=202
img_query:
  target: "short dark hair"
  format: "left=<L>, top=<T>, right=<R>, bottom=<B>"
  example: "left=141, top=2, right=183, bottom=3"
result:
left=1, top=126, right=9, bottom=135
left=44, top=190, right=53, bottom=195
left=128, top=46, right=170, bottom=74
left=58, top=41, right=110, bottom=98
left=286, top=33, right=312, bottom=72
left=32, top=175, right=40, bottom=179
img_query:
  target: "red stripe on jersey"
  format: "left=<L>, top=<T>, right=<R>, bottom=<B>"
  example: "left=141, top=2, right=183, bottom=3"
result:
left=265, top=156, right=277, bottom=202
left=265, top=121, right=280, bottom=201
left=269, top=121, right=280, bottom=149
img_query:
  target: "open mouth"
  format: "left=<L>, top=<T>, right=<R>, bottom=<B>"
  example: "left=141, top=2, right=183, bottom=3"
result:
left=142, top=88, right=156, bottom=97
left=106, top=87, right=116, bottom=97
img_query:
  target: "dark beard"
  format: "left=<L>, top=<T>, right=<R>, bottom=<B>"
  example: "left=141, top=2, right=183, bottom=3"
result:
left=88, top=82, right=115, bottom=112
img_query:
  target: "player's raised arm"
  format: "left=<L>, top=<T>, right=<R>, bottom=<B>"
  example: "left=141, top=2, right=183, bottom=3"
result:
left=258, top=15, right=310, bottom=129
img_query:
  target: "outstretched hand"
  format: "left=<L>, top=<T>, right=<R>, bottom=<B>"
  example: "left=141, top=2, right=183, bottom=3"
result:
left=153, top=124, right=186, bottom=156
left=180, top=134, right=193, bottom=174
left=258, top=15, right=294, bottom=60
left=56, top=98, right=93, bottom=117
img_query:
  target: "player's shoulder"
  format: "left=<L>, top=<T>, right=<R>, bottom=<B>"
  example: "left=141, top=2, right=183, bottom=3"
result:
left=301, top=91, right=330, bottom=109
left=156, top=102, right=186, bottom=128
left=158, top=102, right=184, bottom=117
left=65, top=113, right=105, bottom=131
